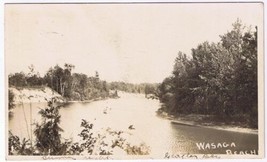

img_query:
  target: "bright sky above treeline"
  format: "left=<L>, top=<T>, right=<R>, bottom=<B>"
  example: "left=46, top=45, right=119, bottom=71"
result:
left=5, top=3, right=263, bottom=83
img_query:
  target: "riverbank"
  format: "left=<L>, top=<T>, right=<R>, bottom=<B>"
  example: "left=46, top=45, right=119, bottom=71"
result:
left=9, top=86, right=122, bottom=105
left=157, top=112, right=258, bottom=134
left=9, top=86, right=65, bottom=104
left=66, top=96, right=120, bottom=104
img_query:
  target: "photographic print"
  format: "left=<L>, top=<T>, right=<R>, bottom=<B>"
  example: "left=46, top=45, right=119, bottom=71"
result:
left=5, top=2, right=264, bottom=160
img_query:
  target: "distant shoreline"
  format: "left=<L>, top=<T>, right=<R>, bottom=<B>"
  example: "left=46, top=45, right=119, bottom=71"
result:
left=65, top=96, right=120, bottom=103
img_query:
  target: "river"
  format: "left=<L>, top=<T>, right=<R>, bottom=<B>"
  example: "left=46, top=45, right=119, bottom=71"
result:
left=9, top=92, right=258, bottom=157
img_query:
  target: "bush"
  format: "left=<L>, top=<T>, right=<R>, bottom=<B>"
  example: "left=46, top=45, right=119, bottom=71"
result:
left=8, top=90, right=15, bottom=110
left=9, top=97, right=150, bottom=156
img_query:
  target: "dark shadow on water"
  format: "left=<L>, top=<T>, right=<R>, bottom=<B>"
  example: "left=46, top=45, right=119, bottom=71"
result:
left=60, top=102, right=74, bottom=108
left=169, top=123, right=258, bottom=154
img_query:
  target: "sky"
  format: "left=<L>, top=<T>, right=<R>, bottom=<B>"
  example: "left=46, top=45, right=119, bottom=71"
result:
left=5, top=3, right=263, bottom=83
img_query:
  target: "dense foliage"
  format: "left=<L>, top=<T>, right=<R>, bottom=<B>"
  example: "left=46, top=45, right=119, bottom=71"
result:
left=9, top=64, right=158, bottom=101
left=158, top=20, right=258, bottom=128
left=9, top=64, right=112, bottom=101
left=43, top=65, right=110, bottom=100
left=109, top=81, right=158, bottom=96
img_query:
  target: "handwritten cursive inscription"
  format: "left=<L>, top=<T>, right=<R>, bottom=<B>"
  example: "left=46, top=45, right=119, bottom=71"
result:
left=164, top=152, right=222, bottom=159
left=42, top=155, right=113, bottom=160
left=201, top=154, right=221, bottom=159
left=164, top=152, right=198, bottom=159
left=84, top=155, right=112, bottom=160
left=42, top=156, right=76, bottom=160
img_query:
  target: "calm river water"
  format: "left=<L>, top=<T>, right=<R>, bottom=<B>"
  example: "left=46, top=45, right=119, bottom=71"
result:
left=9, top=92, right=258, bottom=157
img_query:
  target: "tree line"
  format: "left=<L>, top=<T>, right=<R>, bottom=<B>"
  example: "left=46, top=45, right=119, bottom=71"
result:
left=109, top=81, right=158, bottom=96
left=158, top=20, right=258, bottom=128
left=9, top=64, right=110, bottom=101
left=9, top=64, right=158, bottom=101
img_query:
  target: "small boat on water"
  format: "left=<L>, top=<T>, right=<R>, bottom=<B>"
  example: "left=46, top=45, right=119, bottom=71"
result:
left=103, top=107, right=108, bottom=114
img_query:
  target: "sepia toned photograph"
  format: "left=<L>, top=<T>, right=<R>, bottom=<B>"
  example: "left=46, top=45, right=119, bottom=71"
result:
left=5, top=2, right=264, bottom=160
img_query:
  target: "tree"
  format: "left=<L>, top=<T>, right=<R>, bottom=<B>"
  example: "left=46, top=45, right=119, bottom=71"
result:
left=9, top=72, right=27, bottom=87
left=158, top=76, right=175, bottom=113
left=26, top=65, right=43, bottom=86
left=8, top=90, right=15, bottom=110
left=9, top=65, right=43, bottom=87
left=34, top=98, right=67, bottom=155
left=61, top=64, right=75, bottom=98
left=191, top=42, right=224, bottom=114
left=158, top=19, right=258, bottom=128
left=95, top=71, right=99, bottom=80
left=43, top=64, right=75, bottom=98
left=71, top=73, right=88, bottom=100
left=144, top=85, right=155, bottom=97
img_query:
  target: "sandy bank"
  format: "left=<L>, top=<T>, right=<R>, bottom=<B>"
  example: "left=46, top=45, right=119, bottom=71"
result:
left=9, top=86, right=65, bottom=104
left=170, top=120, right=258, bottom=135
left=158, top=112, right=258, bottom=135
